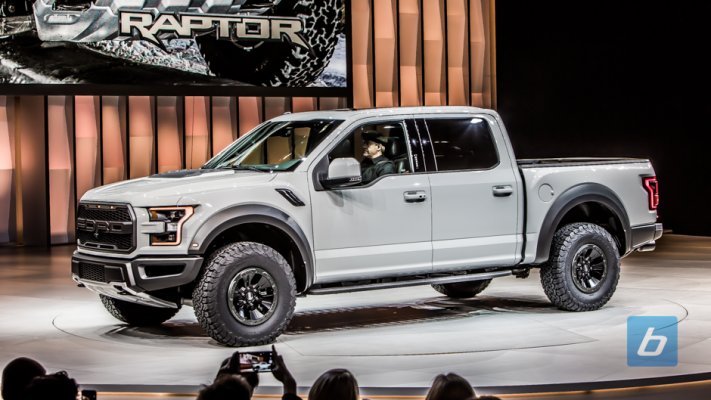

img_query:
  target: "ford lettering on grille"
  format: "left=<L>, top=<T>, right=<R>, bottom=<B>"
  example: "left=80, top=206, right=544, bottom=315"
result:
left=77, top=203, right=135, bottom=252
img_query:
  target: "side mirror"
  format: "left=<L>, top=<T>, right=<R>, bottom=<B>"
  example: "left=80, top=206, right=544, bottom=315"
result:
left=321, top=158, right=362, bottom=189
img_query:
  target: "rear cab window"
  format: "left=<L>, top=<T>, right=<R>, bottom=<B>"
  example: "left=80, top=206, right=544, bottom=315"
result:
left=421, top=117, right=499, bottom=172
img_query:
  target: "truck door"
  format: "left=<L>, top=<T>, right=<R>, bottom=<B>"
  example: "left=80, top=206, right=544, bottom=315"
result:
left=308, top=117, right=432, bottom=284
left=417, top=114, right=519, bottom=272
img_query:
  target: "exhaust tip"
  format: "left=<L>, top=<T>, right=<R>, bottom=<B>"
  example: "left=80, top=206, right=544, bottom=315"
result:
left=636, top=241, right=656, bottom=252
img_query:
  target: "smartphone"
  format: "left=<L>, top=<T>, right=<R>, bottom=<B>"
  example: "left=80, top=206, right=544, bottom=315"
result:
left=81, top=389, right=97, bottom=400
left=239, top=351, right=274, bottom=373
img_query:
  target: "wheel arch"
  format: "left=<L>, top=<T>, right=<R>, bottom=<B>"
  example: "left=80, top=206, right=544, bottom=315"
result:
left=189, top=204, right=314, bottom=293
left=535, top=183, right=630, bottom=264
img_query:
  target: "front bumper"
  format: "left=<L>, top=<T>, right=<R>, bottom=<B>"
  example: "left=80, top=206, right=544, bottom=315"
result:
left=630, top=223, right=663, bottom=252
left=71, top=251, right=202, bottom=308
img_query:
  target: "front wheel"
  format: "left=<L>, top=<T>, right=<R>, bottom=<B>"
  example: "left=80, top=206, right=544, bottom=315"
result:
left=192, top=242, right=297, bottom=346
left=540, top=223, right=620, bottom=311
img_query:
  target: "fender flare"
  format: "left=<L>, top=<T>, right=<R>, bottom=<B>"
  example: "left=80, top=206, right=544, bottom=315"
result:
left=188, top=204, right=314, bottom=290
left=534, top=183, right=631, bottom=263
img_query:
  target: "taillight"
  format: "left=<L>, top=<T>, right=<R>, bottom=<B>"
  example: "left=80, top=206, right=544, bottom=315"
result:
left=642, top=176, right=659, bottom=210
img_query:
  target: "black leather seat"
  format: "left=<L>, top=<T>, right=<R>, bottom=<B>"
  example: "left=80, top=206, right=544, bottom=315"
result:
left=384, top=137, right=409, bottom=173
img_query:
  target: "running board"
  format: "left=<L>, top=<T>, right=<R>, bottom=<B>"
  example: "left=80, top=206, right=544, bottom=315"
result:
left=307, top=270, right=512, bottom=295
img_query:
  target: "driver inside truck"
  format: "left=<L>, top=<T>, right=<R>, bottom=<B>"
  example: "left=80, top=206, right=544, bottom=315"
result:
left=360, top=131, right=396, bottom=184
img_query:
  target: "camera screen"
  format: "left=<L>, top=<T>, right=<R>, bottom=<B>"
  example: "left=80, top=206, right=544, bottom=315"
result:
left=239, top=351, right=274, bottom=373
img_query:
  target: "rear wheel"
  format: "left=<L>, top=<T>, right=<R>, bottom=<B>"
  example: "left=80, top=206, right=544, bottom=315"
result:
left=100, top=295, right=180, bottom=326
left=432, top=279, right=492, bottom=299
left=540, top=222, right=620, bottom=311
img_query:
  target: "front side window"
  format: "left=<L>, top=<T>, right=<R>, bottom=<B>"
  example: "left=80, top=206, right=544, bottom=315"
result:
left=327, top=121, right=412, bottom=184
left=203, top=119, right=343, bottom=172
left=424, top=118, right=499, bottom=171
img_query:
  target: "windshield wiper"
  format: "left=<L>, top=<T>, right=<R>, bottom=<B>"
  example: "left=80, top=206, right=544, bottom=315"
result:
left=223, top=165, right=272, bottom=173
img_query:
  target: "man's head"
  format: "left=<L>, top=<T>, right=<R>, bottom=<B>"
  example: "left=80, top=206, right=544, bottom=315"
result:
left=362, top=131, right=388, bottom=159
left=1, top=357, right=46, bottom=400
left=197, top=375, right=252, bottom=400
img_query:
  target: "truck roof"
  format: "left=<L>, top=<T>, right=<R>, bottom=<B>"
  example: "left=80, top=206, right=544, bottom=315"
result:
left=271, top=106, right=497, bottom=122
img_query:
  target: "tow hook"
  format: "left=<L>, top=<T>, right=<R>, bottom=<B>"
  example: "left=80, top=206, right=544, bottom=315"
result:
left=512, top=267, right=530, bottom=279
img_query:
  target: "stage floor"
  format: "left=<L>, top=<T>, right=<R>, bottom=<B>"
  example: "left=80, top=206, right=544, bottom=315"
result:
left=1, top=235, right=710, bottom=397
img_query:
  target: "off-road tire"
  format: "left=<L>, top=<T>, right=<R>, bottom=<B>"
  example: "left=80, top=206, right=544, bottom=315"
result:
left=432, top=279, right=492, bottom=299
left=540, top=223, right=620, bottom=311
left=100, top=295, right=180, bottom=326
left=196, top=0, right=345, bottom=86
left=192, top=241, right=297, bottom=346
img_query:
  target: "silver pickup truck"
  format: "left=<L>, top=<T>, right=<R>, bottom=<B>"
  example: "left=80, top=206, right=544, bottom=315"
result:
left=71, top=107, right=662, bottom=346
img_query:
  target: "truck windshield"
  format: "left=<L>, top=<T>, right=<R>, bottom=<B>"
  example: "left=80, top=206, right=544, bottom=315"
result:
left=202, top=119, right=343, bottom=172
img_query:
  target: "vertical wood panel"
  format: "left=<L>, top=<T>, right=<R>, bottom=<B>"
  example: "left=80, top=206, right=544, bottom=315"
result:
left=211, top=97, right=237, bottom=155
left=75, top=96, right=101, bottom=203
left=101, top=96, right=127, bottom=184
left=185, top=96, right=211, bottom=168
left=423, top=0, right=447, bottom=105
left=399, top=0, right=423, bottom=106
left=264, top=97, right=290, bottom=120
left=17, top=96, right=48, bottom=246
left=48, top=96, right=75, bottom=244
left=318, top=97, right=347, bottom=110
left=157, top=96, right=184, bottom=173
left=470, top=0, right=488, bottom=107
left=447, top=0, right=469, bottom=105
left=128, top=96, right=155, bottom=178
left=0, top=97, right=16, bottom=244
left=238, top=97, right=263, bottom=136
left=374, top=0, right=399, bottom=107
left=291, top=97, right=317, bottom=113
left=352, top=0, right=374, bottom=108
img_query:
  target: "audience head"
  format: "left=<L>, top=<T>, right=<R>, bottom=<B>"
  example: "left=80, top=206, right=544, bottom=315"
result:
left=308, top=368, right=359, bottom=400
left=197, top=375, right=252, bottom=400
left=1, top=357, right=46, bottom=400
left=216, top=351, right=259, bottom=392
left=23, top=371, right=78, bottom=400
left=425, top=373, right=475, bottom=400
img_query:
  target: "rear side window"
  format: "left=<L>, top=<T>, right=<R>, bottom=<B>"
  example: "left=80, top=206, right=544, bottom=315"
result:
left=423, top=118, right=499, bottom=171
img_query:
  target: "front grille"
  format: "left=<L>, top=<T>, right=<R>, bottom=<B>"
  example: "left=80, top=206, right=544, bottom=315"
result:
left=78, top=262, right=106, bottom=283
left=77, top=203, right=135, bottom=253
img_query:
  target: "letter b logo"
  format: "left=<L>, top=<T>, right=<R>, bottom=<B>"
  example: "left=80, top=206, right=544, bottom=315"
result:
left=627, top=316, right=678, bottom=367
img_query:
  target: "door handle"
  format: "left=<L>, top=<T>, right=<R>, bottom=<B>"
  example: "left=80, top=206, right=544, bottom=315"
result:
left=404, top=190, right=427, bottom=203
left=492, top=185, right=513, bottom=197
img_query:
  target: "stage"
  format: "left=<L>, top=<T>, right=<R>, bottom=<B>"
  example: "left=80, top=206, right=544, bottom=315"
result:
left=1, top=234, right=710, bottom=398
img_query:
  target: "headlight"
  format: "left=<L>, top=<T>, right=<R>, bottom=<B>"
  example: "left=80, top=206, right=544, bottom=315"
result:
left=148, top=206, right=195, bottom=246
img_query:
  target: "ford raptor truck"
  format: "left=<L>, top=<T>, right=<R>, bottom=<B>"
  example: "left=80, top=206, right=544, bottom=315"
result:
left=70, top=107, right=663, bottom=346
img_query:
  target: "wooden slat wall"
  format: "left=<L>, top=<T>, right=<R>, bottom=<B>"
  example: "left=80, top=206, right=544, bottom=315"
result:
left=353, top=0, right=494, bottom=108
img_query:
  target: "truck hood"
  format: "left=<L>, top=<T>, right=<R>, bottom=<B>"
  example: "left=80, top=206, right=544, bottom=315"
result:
left=81, top=169, right=277, bottom=207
